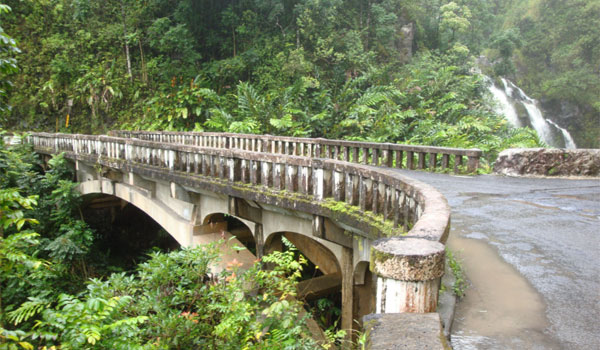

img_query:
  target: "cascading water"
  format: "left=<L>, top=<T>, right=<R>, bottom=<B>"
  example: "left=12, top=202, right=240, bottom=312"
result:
left=486, top=77, right=577, bottom=149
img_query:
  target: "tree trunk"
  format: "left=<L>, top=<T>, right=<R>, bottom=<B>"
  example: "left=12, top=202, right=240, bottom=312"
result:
left=366, top=0, right=372, bottom=50
left=124, top=43, right=132, bottom=79
left=232, top=26, right=237, bottom=57
left=121, top=0, right=133, bottom=81
left=139, top=39, right=147, bottom=83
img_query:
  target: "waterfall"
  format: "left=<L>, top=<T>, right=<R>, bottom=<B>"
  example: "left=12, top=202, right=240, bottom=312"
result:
left=546, top=119, right=577, bottom=149
left=486, top=77, right=577, bottom=149
left=488, top=80, right=521, bottom=127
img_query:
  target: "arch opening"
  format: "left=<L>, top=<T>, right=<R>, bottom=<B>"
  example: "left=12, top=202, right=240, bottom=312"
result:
left=202, top=213, right=256, bottom=255
left=81, top=193, right=180, bottom=272
left=265, top=232, right=343, bottom=333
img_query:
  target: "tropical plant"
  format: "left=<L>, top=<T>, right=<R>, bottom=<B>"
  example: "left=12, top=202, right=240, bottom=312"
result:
left=0, top=3, right=19, bottom=119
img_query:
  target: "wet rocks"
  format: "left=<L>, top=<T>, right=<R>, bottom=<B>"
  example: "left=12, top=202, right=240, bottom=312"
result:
left=494, top=148, right=600, bottom=177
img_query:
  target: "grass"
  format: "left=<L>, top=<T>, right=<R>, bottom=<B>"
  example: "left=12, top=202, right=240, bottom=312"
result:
left=446, top=248, right=468, bottom=298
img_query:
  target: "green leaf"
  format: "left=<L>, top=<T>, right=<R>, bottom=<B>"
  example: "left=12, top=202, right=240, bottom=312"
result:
left=179, top=107, right=188, bottom=119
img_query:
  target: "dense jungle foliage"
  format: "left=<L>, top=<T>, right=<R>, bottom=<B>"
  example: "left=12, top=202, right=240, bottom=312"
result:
left=0, top=137, right=344, bottom=349
left=0, top=0, right=563, bottom=166
left=485, top=0, right=600, bottom=147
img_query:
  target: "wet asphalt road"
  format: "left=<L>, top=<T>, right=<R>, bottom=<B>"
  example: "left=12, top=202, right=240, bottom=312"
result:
left=392, top=170, right=600, bottom=350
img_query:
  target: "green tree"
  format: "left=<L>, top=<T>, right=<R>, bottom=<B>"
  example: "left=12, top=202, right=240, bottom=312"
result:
left=439, top=1, right=471, bottom=49
left=0, top=3, right=19, bottom=119
left=489, top=28, right=522, bottom=75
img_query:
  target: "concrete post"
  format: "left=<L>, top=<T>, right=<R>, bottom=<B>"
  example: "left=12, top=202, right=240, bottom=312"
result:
left=417, top=152, right=426, bottom=169
left=383, top=149, right=393, bottom=167
left=372, top=148, right=379, bottom=165
left=359, top=177, right=372, bottom=211
left=467, top=155, right=479, bottom=173
left=429, top=153, right=437, bottom=170
left=228, top=158, right=240, bottom=182
left=299, top=166, right=311, bottom=194
left=314, top=167, right=324, bottom=200
left=341, top=246, right=354, bottom=348
left=454, top=155, right=463, bottom=173
left=255, top=223, right=264, bottom=259
left=345, top=173, right=358, bottom=206
left=261, top=161, right=272, bottom=187
left=273, top=163, right=285, bottom=190
left=313, top=160, right=327, bottom=200
left=240, top=159, right=248, bottom=183
left=441, top=154, right=450, bottom=169
left=407, top=151, right=414, bottom=169
left=333, top=171, right=345, bottom=201
left=371, top=238, right=444, bottom=314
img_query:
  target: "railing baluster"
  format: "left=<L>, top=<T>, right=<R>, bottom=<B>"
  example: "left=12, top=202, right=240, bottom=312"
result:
left=429, top=153, right=437, bottom=170
left=441, top=154, right=449, bottom=169
left=454, top=155, right=463, bottom=173
left=417, top=152, right=426, bottom=169
left=372, top=148, right=379, bottom=166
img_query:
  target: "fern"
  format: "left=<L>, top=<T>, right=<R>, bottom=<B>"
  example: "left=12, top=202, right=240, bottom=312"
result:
left=7, top=297, right=51, bottom=325
left=205, top=108, right=233, bottom=131
left=236, top=82, right=264, bottom=120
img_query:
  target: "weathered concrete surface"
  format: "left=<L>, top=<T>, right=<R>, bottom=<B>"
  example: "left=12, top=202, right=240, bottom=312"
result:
left=371, top=238, right=445, bottom=281
left=78, top=180, right=196, bottom=247
left=371, top=238, right=445, bottom=313
left=362, top=313, right=450, bottom=349
left=494, top=148, right=600, bottom=176
left=390, top=169, right=600, bottom=350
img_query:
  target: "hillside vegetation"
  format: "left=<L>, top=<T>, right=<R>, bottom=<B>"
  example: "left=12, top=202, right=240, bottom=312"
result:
left=1, top=0, right=550, bottom=165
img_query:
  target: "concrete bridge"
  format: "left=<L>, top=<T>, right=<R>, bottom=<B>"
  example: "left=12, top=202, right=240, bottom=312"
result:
left=28, top=131, right=484, bottom=348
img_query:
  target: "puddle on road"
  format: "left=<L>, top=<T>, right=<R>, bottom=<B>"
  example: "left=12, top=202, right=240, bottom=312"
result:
left=447, top=233, right=563, bottom=349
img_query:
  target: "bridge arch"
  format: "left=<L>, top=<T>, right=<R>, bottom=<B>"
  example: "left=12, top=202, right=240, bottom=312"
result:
left=202, top=212, right=257, bottom=254
left=78, top=179, right=196, bottom=247
left=265, top=231, right=341, bottom=276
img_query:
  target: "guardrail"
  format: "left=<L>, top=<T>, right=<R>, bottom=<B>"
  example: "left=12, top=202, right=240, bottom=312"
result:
left=110, top=130, right=482, bottom=174
left=28, top=132, right=451, bottom=346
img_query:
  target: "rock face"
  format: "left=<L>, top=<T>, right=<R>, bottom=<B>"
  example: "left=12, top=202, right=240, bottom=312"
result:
left=396, top=22, right=414, bottom=62
left=540, top=98, right=599, bottom=149
left=494, top=148, right=600, bottom=177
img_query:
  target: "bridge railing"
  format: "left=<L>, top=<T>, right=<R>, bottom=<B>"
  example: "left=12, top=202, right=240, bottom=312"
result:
left=29, top=131, right=449, bottom=317
left=110, top=130, right=482, bottom=173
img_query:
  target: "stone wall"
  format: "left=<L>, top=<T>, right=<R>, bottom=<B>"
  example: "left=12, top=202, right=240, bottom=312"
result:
left=494, top=148, right=600, bottom=177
